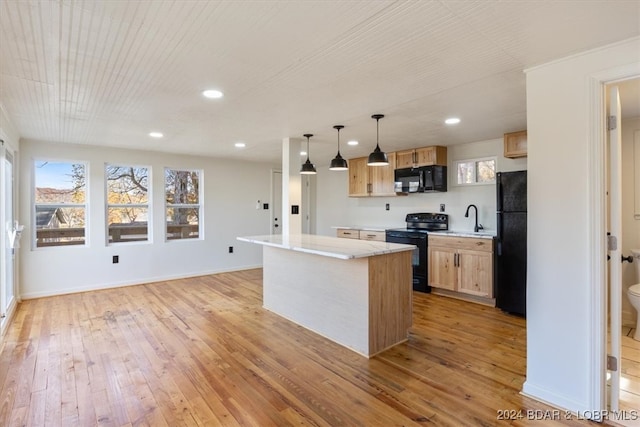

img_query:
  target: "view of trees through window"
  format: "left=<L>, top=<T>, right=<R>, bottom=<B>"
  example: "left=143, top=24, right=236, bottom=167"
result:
left=106, top=165, right=149, bottom=243
left=34, top=162, right=202, bottom=246
left=34, top=161, right=86, bottom=247
left=456, top=158, right=496, bottom=185
left=165, top=168, right=201, bottom=240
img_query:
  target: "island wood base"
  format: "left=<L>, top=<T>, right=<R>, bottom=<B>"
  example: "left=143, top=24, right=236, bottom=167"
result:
left=262, top=246, right=412, bottom=357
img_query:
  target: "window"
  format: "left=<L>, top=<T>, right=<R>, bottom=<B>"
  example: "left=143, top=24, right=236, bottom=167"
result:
left=34, top=161, right=87, bottom=247
left=455, top=157, right=496, bottom=185
left=165, top=168, right=201, bottom=240
left=106, top=165, right=149, bottom=243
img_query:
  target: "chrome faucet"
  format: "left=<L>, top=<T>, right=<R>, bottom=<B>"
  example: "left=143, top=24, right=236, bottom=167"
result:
left=464, top=204, right=483, bottom=232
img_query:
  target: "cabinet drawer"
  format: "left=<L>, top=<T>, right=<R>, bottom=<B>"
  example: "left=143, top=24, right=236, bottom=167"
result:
left=359, top=230, right=386, bottom=241
left=428, top=235, right=493, bottom=252
left=336, top=229, right=359, bottom=239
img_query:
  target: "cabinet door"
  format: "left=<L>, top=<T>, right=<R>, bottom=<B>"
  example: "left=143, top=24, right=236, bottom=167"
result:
left=348, top=157, right=369, bottom=197
left=369, top=152, right=396, bottom=196
left=504, top=130, right=527, bottom=158
left=457, top=250, right=493, bottom=298
left=395, top=150, right=415, bottom=169
left=428, top=246, right=457, bottom=291
left=415, top=146, right=447, bottom=167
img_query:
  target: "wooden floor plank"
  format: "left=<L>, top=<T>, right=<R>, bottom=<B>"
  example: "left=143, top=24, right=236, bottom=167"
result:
left=0, top=269, right=626, bottom=426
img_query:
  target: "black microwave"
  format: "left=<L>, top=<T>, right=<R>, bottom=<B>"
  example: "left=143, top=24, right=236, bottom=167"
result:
left=394, top=167, right=423, bottom=193
left=394, top=165, right=447, bottom=193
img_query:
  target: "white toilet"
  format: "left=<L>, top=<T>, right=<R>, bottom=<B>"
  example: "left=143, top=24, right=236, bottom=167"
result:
left=628, top=249, right=640, bottom=341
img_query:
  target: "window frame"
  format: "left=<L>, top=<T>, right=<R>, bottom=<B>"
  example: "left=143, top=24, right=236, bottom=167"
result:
left=164, top=167, right=203, bottom=242
left=105, top=163, right=152, bottom=245
left=453, top=156, right=497, bottom=186
left=33, top=159, right=89, bottom=249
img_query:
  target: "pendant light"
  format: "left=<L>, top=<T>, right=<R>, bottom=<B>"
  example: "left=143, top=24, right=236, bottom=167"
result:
left=329, top=125, right=348, bottom=171
left=367, top=114, right=389, bottom=166
left=300, top=134, right=317, bottom=174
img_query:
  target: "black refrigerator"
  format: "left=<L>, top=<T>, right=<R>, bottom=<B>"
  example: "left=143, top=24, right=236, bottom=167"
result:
left=496, top=170, right=527, bottom=316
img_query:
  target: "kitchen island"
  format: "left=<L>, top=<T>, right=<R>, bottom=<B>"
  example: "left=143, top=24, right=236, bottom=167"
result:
left=236, top=234, right=415, bottom=357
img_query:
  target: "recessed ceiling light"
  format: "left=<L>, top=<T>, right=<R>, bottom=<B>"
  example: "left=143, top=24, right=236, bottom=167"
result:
left=202, top=89, right=224, bottom=99
left=347, top=140, right=359, bottom=146
left=149, top=132, right=164, bottom=138
left=300, top=151, right=307, bottom=156
left=234, top=142, right=246, bottom=148
left=445, top=117, right=461, bottom=125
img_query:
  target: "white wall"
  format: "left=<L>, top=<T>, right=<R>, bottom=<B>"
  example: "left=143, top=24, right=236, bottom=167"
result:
left=315, top=137, right=526, bottom=235
left=524, top=37, right=640, bottom=413
left=622, top=116, right=640, bottom=326
left=19, top=140, right=277, bottom=298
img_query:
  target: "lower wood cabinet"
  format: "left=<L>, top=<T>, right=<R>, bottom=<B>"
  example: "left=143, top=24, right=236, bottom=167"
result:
left=336, top=228, right=360, bottom=239
left=336, top=228, right=385, bottom=242
left=428, top=235, right=494, bottom=299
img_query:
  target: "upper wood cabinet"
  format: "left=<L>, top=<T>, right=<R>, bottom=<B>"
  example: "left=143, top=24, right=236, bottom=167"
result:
left=504, top=130, right=527, bottom=158
left=348, top=152, right=397, bottom=197
left=348, top=157, right=370, bottom=197
left=395, top=146, right=447, bottom=168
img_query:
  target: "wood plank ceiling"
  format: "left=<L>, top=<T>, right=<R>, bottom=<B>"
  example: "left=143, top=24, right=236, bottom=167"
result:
left=1, top=1, right=639, bottom=164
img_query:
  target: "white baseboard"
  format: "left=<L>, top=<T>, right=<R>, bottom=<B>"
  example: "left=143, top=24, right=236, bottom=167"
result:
left=19, top=264, right=263, bottom=300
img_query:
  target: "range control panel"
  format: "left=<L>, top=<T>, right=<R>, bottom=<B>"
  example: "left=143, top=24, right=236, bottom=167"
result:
left=405, top=212, right=448, bottom=230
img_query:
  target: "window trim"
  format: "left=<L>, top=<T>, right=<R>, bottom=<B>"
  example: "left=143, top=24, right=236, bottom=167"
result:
left=452, top=156, right=497, bottom=187
left=33, top=159, right=89, bottom=249
left=164, top=167, right=203, bottom=242
left=105, top=163, right=151, bottom=246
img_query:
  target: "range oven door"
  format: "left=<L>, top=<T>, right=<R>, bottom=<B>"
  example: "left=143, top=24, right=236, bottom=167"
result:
left=385, top=230, right=429, bottom=293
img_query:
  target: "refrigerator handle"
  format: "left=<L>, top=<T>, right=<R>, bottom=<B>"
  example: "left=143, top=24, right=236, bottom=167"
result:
left=496, top=173, right=503, bottom=212
left=496, top=212, right=503, bottom=256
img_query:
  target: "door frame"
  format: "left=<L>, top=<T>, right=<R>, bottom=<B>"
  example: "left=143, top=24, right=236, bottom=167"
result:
left=587, top=66, right=640, bottom=413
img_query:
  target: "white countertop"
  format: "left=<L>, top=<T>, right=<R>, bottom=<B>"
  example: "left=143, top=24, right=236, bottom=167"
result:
left=428, top=230, right=496, bottom=239
left=237, top=234, right=416, bottom=259
left=331, top=225, right=400, bottom=232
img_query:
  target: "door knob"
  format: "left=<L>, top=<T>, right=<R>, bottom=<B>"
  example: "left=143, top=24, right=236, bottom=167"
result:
left=622, top=255, right=634, bottom=263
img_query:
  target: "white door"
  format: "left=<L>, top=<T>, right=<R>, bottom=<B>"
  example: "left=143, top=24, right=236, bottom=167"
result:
left=607, top=85, right=622, bottom=411
left=271, top=170, right=282, bottom=234
left=1, top=149, right=15, bottom=329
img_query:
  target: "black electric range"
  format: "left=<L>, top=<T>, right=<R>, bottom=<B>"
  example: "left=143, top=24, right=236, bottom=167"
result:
left=385, top=213, right=449, bottom=293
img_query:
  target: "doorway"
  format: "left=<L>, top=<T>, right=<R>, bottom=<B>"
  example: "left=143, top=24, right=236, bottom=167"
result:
left=615, top=78, right=640, bottom=415
left=606, top=77, right=640, bottom=417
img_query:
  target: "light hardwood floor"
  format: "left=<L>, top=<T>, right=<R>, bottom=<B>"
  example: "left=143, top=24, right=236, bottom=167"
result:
left=621, top=326, right=640, bottom=418
left=0, top=269, right=610, bottom=426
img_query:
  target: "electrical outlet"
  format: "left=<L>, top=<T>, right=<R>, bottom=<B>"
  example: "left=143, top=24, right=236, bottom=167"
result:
left=385, top=203, right=390, bottom=211
left=112, top=255, right=119, bottom=264
left=228, top=246, right=234, bottom=253
left=440, top=204, right=445, bottom=212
